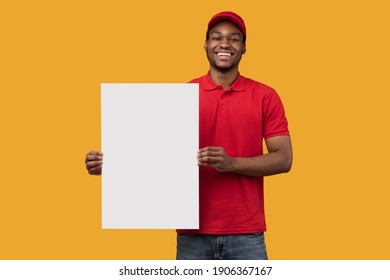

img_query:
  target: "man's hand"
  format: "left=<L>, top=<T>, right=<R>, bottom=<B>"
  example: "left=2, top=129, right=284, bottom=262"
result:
left=197, top=146, right=234, bottom=172
left=85, top=151, right=103, bottom=175
left=197, top=136, right=292, bottom=177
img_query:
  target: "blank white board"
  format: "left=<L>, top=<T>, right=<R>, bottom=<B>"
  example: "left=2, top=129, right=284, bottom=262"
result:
left=101, top=83, right=199, bottom=229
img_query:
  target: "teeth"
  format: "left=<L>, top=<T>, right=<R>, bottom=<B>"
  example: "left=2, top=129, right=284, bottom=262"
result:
left=217, top=53, right=231, bottom=56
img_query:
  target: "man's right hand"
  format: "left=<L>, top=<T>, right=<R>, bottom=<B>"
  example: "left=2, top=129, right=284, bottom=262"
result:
left=85, top=151, right=103, bottom=175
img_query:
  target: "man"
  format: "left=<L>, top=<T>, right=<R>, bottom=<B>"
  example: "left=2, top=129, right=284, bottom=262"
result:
left=86, top=11, right=292, bottom=260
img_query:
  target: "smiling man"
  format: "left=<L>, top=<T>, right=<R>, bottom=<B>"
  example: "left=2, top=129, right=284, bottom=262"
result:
left=85, top=11, right=292, bottom=260
left=175, top=11, right=293, bottom=260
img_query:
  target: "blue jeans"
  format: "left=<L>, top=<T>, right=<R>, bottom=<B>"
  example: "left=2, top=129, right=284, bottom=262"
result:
left=176, top=233, right=268, bottom=260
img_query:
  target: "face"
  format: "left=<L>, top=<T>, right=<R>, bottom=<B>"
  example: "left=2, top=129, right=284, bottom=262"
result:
left=204, top=20, right=246, bottom=72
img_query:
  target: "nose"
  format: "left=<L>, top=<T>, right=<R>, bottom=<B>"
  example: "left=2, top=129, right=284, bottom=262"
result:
left=219, top=37, right=231, bottom=48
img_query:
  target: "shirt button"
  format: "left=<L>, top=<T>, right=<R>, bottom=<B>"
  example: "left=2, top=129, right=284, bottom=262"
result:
left=217, top=86, right=222, bottom=90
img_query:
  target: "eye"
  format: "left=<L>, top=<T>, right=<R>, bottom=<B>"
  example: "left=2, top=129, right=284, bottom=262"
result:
left=211, top=37, right=222, bottom=41
left=230, top=38, right=240, bottom=43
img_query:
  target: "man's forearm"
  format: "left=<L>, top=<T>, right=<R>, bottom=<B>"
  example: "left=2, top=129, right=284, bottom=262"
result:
left=197, top=136, right=293, bottom=177
left=228, top=150, right=292, bottom=177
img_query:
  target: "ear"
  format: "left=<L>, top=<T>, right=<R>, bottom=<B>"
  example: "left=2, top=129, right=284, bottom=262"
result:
left=204, top=42, right=207, bottom=50
left=242, top=44, right=246, bottom=54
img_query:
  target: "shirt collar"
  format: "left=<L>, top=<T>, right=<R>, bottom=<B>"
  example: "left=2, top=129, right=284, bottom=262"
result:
left=203, top=71, right=246, bottom=92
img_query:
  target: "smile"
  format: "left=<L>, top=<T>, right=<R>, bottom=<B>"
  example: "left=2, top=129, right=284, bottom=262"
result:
left=216, top=52, right=232, bottom=56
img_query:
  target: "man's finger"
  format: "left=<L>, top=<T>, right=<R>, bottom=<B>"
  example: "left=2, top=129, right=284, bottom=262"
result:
left=86, top=161, right=102, bottom=168
left=198, top=151, right=222, bottom=158
left=85, top=151, right=102, bottom=163
left=86, top=155, right=103, bottom=162
left=198, top=161, right=219, bottom=168
left=199, top=146, right=223, bottom=152
left=86, top=151, right=103, bottom=156
left=199, top=155, right=224, bottom=163
left=88, top=166, right=102, bottom=175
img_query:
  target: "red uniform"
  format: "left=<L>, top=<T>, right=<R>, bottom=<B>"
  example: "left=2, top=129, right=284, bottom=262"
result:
left=178, top=72, right=289, bottom=234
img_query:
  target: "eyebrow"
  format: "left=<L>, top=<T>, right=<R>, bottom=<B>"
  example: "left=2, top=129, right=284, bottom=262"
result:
left=210, top=31, right=242, bottom=36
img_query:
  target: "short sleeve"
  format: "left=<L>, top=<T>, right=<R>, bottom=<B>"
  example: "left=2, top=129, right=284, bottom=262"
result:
left=263, top=89, right=290, bottom=139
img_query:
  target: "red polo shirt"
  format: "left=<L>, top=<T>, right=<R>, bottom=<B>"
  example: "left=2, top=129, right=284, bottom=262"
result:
left=178, top=72, right=289, bottom=234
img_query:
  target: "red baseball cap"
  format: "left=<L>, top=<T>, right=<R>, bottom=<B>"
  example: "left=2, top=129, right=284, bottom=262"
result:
left=207, top=11, right=246, bottom=37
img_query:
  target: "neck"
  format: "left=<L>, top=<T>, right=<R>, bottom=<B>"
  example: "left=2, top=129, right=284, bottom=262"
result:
left=209, top=66, right=239, bottom=90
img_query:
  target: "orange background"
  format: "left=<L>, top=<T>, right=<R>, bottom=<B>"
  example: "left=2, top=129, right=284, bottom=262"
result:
left=1, top=0, right=389, bottom=259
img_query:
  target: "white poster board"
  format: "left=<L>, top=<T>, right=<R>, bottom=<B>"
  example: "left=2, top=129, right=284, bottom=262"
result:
left=101, top=84, right=199, bottom=229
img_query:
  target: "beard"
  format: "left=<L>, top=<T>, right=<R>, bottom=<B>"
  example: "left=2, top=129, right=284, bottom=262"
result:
left=206, top=50, right=242, bottom=73
left=213, top=64, right=234, bottom=73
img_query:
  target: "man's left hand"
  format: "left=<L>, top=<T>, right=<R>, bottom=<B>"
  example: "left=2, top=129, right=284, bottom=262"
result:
left=197, top=146, right=234, bottom=172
